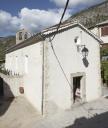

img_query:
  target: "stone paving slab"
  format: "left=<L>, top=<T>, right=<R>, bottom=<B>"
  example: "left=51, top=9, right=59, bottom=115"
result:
left=0, top=96, right=108, bottom=128
left=28, top=97, right=108, bottom=128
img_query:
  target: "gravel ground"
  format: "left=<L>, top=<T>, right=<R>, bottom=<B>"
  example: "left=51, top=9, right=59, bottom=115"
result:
left=0, top=88, right=108, bottom=128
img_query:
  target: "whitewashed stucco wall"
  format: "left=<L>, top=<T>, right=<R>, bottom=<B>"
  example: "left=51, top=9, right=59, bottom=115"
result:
left=90, top=27, right=99, bottom=37
left=5, top=25, right=102, bottom=114
left=5, top=42, right=43, bottom=113
left=45, top=26, right=101, bottom=112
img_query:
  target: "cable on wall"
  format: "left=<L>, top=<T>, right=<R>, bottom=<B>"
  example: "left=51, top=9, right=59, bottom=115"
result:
left=48, top=0, right=72, bottom=88
left=49, top=38, right=72, bottom=88
left=50, top=0, right=70, bottom=42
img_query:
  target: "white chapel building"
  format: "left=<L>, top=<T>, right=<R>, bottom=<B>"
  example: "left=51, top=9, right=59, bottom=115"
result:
left=5, top=22, right=102, bottom=115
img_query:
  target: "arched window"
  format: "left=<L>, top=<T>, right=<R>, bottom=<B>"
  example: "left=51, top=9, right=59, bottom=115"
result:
left=24, top=32, right=28, bottom=40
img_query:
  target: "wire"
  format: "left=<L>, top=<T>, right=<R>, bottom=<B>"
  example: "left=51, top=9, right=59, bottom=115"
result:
left=39, top=0, right=71, bottom=88
left=49, top=38, right=72, bottom=88
left=48, top=0, right=71, bottom=88
left=50, top=0, right=70, bottom=42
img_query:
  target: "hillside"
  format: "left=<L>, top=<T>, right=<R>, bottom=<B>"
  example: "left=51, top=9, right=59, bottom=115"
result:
left=1, top=1, right=108, bottom=61
left=67, top=0, right=108, bottom=28
left=0, top=36, right=15, bottom=60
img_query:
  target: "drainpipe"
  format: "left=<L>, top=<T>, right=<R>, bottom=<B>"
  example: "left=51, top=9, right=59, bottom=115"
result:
left=42, top=40, right=45, bottom=116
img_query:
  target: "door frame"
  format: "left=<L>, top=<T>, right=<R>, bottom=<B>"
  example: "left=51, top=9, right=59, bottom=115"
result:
left=71, top=72, right=86, bottom=104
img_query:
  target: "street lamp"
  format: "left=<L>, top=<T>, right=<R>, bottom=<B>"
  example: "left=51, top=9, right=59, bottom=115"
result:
left=81, top=46, right=89, bottom=58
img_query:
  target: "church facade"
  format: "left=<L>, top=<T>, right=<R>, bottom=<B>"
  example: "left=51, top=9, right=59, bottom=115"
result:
left=5, top=22, right=102, bottom=115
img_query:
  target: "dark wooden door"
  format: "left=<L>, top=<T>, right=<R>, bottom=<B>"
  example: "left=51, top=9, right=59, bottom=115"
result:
left=73, top=76, right=81, bottom=102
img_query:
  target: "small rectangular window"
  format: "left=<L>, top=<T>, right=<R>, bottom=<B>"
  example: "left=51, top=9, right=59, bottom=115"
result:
left=101, top=26, right=108, bottom=36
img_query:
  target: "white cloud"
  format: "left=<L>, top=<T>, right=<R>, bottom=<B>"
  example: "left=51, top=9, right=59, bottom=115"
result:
left=0, top=0, right=105, bottom=36
left=50, top=0, right=105, bottom=7
left=0, top=8, right=71, bottom=36
left=19, top=8, right=71, bottom=33
left=0, top=10, right=20, bottom=35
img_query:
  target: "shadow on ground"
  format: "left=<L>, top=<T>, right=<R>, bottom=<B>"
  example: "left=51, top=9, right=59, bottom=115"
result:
left=0, top=77, right=14, bottom=116
left=65, top=111, right=108, bottom=128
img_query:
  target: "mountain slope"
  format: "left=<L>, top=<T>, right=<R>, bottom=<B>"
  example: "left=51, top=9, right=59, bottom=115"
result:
left=1, top=1, right=108, bottom=60
left=0, top=36, right=15, bottom=60
left=67, top=0, right=108, bottom=28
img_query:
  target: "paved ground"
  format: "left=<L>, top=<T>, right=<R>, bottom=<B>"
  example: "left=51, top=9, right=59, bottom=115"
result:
left=0, top=97, right=41, bottom=128
left=30, top=97, right=108, bottom=128
left=0, top=87, right=108, bottom=128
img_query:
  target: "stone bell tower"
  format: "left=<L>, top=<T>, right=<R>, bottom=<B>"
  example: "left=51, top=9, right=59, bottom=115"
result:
left=16, top=29, right=31, bottom=44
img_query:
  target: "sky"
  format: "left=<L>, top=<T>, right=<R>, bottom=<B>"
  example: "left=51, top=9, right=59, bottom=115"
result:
left=0, top=0, right=105, bottom=36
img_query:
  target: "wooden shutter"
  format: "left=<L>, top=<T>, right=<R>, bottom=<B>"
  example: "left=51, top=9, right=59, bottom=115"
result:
left=101, top=26, right=108, bottom=36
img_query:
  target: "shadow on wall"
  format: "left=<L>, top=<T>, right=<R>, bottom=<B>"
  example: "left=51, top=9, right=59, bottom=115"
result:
left=82, top=57, right=89, bottom=68
left=65, top=111, right=108, bottom=128
left=0, top=77, right=14, bottom=116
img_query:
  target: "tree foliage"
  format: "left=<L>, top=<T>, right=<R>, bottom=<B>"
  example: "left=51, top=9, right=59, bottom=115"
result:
left=101, top=47, right=108, bottom=84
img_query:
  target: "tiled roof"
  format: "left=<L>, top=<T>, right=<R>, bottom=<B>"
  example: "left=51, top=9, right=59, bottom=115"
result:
left=96, top=20, right=108, bottom=26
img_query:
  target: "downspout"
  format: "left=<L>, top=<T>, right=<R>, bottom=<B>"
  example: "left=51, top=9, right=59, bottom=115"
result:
left=42, top=40, right=45, bottom=115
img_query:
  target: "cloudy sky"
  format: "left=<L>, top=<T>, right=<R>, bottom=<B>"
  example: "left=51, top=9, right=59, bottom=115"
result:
left=0, top=0, right=105, bottom=36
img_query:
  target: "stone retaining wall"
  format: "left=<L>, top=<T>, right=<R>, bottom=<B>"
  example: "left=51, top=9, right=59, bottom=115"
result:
left=0, top=73, right=23, bottom=97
